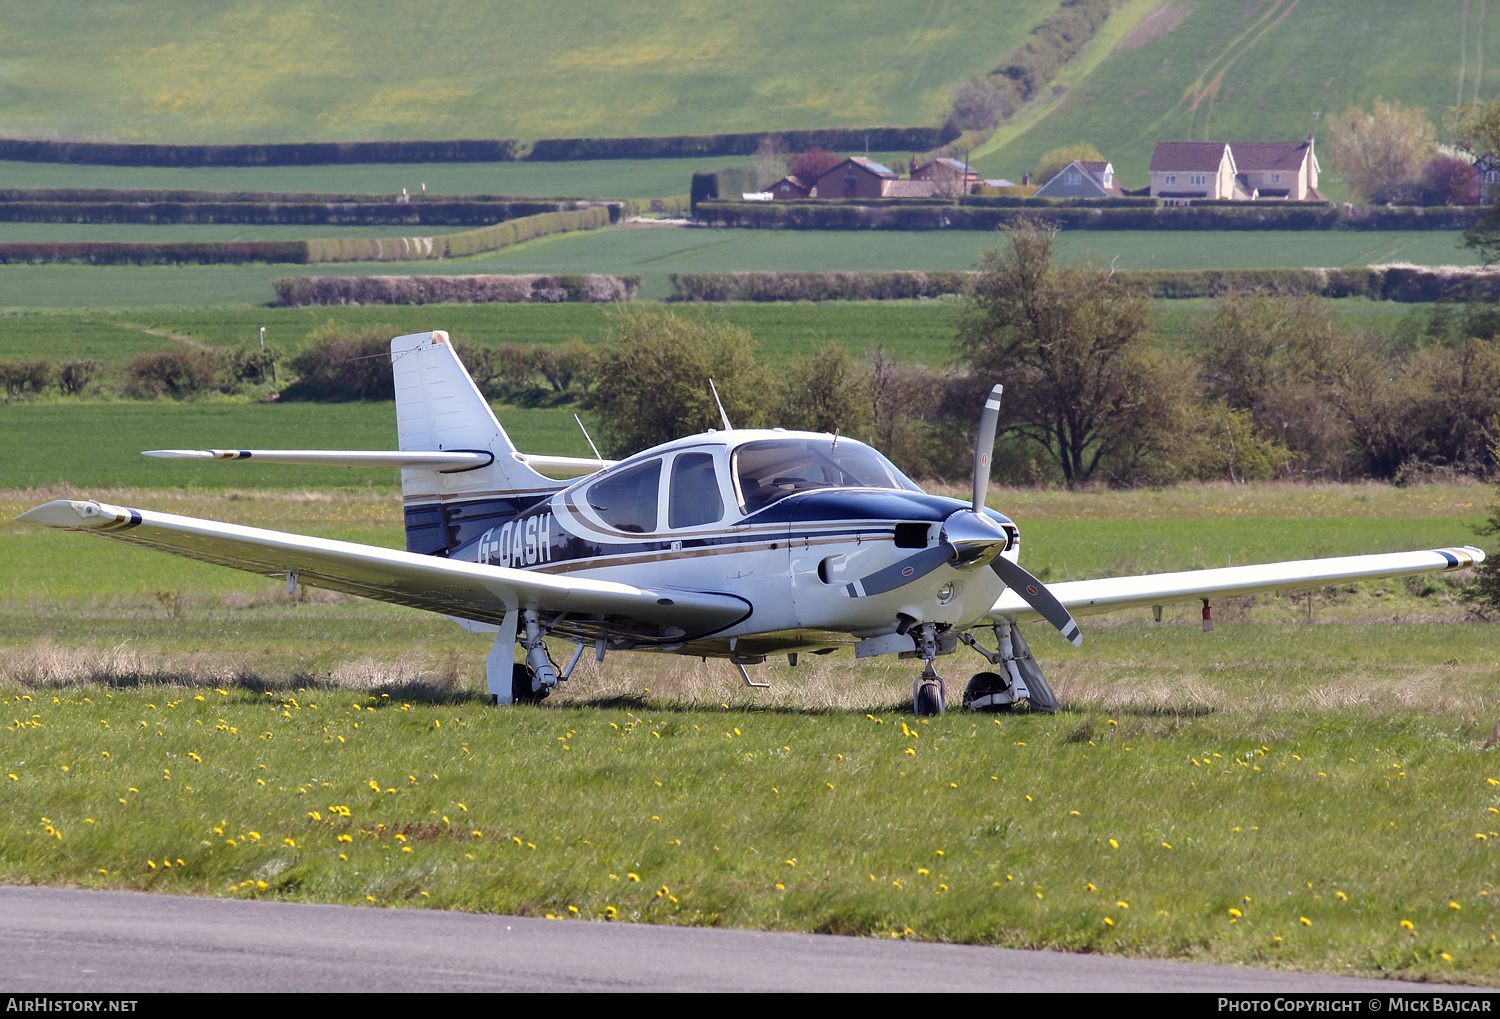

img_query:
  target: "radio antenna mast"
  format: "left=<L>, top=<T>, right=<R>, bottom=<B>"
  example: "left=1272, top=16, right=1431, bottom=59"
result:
left=708, top=378, right=734, bottom=431
left=574, top=414, right=604, bottom=463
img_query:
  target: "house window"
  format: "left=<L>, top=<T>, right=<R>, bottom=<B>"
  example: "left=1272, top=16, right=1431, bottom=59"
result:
left=1189, top=174, right=1206, bottom=186
left=1102, top=172, right=1112, bottom=187
left=1163, top=175, right=1176, bottom=185
left=1064, top=170, right=1082, bottom=185
left=843, top=174, right=858, bottom=195
left=1486, top=170, right=1500, bottom=184
left=1271, top=173, right=1281, bottom=184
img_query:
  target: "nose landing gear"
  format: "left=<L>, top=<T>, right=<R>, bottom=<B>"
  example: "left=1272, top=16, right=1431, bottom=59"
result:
left=913, top=661, right=946, bottom=716
left=911, top=622, right=947, bottom=716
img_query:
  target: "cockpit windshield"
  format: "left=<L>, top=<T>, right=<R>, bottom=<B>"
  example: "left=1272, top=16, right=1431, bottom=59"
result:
left=732, top=438, right=922, bottom=514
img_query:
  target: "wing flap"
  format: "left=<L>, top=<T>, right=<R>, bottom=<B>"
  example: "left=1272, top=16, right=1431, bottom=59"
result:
left=987, top=547, right=1484, bottom=623
left=17, top=499, right=750, bottom=635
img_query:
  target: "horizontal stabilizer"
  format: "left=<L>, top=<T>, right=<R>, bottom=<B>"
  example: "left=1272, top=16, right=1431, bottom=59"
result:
left=510, top=452, right=618, bottom=476
left=144, top=449, right=493, bottom=472
left=987, top=546, right=1486, bottom=623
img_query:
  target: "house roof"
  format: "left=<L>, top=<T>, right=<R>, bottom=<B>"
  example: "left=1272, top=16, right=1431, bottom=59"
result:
left=1152, top=139, right=1317, bottom=174
left=1035, top=160, right=1127, bottom=198
left=848, top=156, right=898, bottom=177
left=884, top=179, right=937, bottom=198
left=1231, top=140, right=1313, bottom=172
left=1150, top=142, right=1232, bottom=172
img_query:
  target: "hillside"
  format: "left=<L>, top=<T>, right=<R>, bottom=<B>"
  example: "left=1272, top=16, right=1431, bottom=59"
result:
left=976, top=0, right=1500, bottom=191
left=0, top=0, right=1056, bottom=144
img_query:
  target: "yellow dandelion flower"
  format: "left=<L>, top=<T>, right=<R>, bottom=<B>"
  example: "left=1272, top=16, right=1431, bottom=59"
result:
left=1161, top=842, right=1172, bottom=849
left=917, top=868, right=929, bottom=876
left=1229, top=908, right=1242, bottom=918
left=1335, top=891, right=1347, bottom=901
left=1085, top=883, right=1097, bottom=891
left=1300, top=917, right=1311, bottom=926
left=1116, top=901, right=1129, bottom=909
left=628, top=872, right=640, bottom=882
left=1451, top=902, right=1462, bottom=910
left=1104, top=917, right=1115, bottom=927
left=1109, top=839, right=1119, bottom=849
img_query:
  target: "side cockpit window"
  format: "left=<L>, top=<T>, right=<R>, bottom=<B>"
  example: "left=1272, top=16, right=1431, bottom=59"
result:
left=669, top=451, right=724, bottom=528
left=586, top=459, right=661, bottom=533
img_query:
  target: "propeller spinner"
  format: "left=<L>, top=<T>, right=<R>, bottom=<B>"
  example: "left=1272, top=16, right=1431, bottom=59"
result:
left=843, top=384, right=1082, bottom=648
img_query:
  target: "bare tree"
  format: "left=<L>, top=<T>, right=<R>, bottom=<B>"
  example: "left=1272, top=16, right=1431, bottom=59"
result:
left=1327, top=99, right=1435, bottom=203
left=752, top=137, right=789, bottom=190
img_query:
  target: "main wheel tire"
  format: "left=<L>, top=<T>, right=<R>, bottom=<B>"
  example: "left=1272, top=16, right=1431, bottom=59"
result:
left=914, top=680, right=944, bottom=717
left=512, top=663, right=549, bottom=705
left=962, top=671, right=1013, bottom=713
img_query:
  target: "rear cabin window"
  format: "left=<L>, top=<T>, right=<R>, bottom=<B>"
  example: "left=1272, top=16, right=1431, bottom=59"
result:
left=732, top=439, right=921, bottom=514
left=586, top=459, right=661, bottom=533
left=668, top=451, right=724, bottom=528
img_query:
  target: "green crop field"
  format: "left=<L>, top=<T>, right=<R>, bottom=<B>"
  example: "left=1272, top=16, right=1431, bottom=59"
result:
left=0, top=300, right=966, bottom=374
left=0, top=226, right=1478, bottom=307
left=976, top=0, right=1500, bottom=191
left=0, top=2, right=1055, bottom=143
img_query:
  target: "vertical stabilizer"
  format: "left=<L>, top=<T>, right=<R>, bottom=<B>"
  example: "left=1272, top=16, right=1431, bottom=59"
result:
left=391, top=331, right=559, bottom=555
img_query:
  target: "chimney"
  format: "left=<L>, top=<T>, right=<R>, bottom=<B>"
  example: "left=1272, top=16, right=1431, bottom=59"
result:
left=1023, top=172, right=1031, bottom=186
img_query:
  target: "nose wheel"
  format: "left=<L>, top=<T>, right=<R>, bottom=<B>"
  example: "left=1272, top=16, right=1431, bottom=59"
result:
left=913, top=661, right=945, bottom=716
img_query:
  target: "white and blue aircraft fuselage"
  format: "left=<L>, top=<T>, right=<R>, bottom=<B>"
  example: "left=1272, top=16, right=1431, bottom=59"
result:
left=18, top=331, right=1485, bottom=716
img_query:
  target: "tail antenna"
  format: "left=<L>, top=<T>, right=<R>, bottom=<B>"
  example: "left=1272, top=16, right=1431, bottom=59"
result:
left=708, top=378, right=734, bottom=431
left=574, top=414, right=604, bottom=463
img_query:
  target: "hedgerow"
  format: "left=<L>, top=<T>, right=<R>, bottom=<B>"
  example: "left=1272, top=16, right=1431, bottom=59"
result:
left=273, top=274, right=640, bottom=306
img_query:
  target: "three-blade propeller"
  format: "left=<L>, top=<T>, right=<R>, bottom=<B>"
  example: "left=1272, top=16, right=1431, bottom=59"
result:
left=843, top=383, right=1082, bottom=648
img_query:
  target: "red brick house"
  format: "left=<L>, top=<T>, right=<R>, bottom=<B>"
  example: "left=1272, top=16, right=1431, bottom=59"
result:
left=812, top=157, right=899, bottom=199
left=767, top=174, right=813, bottom=200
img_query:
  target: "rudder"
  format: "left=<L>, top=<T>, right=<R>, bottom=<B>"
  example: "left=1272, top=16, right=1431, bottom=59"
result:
left=391, top=331, right=559, bottom=556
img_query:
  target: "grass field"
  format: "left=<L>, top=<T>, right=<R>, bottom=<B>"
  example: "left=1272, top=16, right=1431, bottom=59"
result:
left=0, top=226, right=1478, bottom=307
left=3, top=481, right=1497, bottom=983
left=0, top=295, right=1433, bottom=365
left=0, top=155, right=917, bottom=201
left=978, top=0, right=1500, bottom=190
left=0, top=2, right=1054, bottom=143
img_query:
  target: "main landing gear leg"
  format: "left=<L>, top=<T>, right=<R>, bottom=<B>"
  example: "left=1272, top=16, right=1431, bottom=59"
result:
left=911, top=622, right=946, bottom=717
left=958, top=623, right=1059, bottom=713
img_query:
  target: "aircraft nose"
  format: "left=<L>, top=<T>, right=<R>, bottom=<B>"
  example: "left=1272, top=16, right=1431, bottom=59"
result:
left=940, top=509, right=1011, bottom=569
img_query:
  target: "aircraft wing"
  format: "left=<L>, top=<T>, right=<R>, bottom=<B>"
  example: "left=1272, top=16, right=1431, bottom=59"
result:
left=987, top=546, right=1484, bottom=623
left=16, top=499, right=749, bottom=634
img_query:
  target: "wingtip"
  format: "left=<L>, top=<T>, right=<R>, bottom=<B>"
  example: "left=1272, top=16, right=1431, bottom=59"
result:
left=15, top=499, right=134, bottom=529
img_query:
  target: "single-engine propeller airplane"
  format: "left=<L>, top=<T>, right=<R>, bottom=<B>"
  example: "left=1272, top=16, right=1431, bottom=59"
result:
left=18, top=331, right=1487, bottom=715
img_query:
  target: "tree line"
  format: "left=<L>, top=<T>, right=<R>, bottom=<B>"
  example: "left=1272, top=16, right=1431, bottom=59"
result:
left=11, top=224, right=1499, bottom=488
